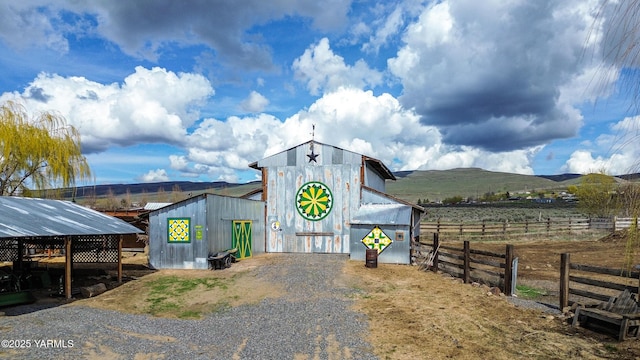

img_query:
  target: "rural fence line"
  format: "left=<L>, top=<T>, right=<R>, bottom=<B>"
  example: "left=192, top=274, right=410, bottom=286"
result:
left=420, top=217, right=639, bottom=239
left=412, top=234, right=515, bottom=295
left=559, top=252, right=640, bottom=311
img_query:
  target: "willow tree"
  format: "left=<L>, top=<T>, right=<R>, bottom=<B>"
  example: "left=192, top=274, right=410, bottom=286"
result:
left=591, top=1, right=640, bottom=272
left=574, top=173, right=618, bottom=218
left=0, top=101, right=92, bottom=197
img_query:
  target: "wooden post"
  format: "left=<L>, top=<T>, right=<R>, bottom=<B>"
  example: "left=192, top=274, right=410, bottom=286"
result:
left=502, top=220, right=507, bottom=235
left=118, top=235, right=123, bottom=283
left=504, top=244, right=514, bottom=296
left=547, top=218, right=551, bottom=234
left=65, top=237, right=72, bottom=299
left=432, top=233, right=439, bottom=273
left=463, top=240, right=470, bottom=284
left=459, top=221, right=463, bottom=236
left=525, top=220, right=528, bottom=233
left=482, top=220, right=486, bottom=238
left=560, top=253, right=570, bottom=311
left=437, top=218, right=441, bottom=234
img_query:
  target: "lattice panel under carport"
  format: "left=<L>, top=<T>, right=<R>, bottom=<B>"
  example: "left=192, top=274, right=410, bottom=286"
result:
left=0, top=239, right=18, bottom=262
left=71, top=235, right=119, bottom=263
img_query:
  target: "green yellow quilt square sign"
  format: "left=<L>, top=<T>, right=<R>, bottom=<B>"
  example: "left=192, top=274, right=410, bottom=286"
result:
left=168, top=218, right=191, bottom=243
left=361, top=226, right=393, bottom=254
left=296, top=181, right=333, bottom=221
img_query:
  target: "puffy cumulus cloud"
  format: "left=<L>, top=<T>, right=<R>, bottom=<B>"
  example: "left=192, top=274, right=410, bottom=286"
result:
left=138, top=169, right=169, bottom=182
left=0, top=66, right=213, bottom=152
left=388, top=0, right=603, bottom=152
left=169, top=87, right=538, bottom=181
left=0, top=1, right=353, bottom=69
left=240, top=91, right=269, bottom=113
left=293, top=38, right=383, bottom=95
left=168, top=113, right=284, bottom=181
left=562, top=116, right=640, bottom=175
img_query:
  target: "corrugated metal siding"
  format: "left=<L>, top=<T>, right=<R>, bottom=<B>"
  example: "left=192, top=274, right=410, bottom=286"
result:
left=206, top=195, right=265, bottom=255
left=261, top=142, right=362, bottom=254
left=148, top=195, right=208, bottom=269
left=364, top=165, right=385, bottom=192
left=0, top=196, right=142, bottom=238
left=351, top=204, right=411, bottom=225
left=350, top=224, right=410, bottom=264
left=350, top=204, right=412, bottom=264
left=361, top=187, right=397, bottom=205
left=148, top=194, right=265, bottom=269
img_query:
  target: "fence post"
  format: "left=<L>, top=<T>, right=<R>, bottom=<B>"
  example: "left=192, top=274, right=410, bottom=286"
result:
left=613, top=216, right=617, bottom=232
left=437, top=218, right=441, bottom=234
left=463, top=240, right=470, bottom=284
left=525, top=220, right=528, bottom=233
left=482, top=219, right=486, bottom=238
left=546, top=218, right=551, bottom=234
left=504, top=244, right=514, bottom=296
left=432, top=233, right=439, bottom=273
left=502, top=219, right=507, bottom=235
left=560, top=253, right=570, bottom=311
left=459, top=221, right=463, bottom=236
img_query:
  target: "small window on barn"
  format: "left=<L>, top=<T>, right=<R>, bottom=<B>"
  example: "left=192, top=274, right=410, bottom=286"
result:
left=395, top=231, right=404, bottom=242
left=332, top=148, right=343, bottom=164
left=287, top=148, right=296, bottom=166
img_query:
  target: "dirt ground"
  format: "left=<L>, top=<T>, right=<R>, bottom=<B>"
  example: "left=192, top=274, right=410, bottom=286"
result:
left=6, top=233, right=640, bottom=359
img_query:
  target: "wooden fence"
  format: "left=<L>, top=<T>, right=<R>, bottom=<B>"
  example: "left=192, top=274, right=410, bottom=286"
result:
left=420, top=217, right=639, bottom=239
left=413, top=234, right=514, bottom=295
left=559, top=252, right=640, bottom=310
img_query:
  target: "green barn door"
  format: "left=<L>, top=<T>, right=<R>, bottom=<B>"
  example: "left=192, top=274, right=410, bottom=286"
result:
left=232, top=220, right=252, bottom=259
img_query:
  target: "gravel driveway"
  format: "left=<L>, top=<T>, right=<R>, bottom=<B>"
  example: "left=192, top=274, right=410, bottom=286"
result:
left=0, top=254, right=377, bottom=360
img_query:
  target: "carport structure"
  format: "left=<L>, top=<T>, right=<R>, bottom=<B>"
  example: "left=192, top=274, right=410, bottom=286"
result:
left=0, top=196, right=143, bottom=299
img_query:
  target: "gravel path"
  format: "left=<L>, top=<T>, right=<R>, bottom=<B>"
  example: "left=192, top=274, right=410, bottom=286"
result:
left=0, top=254, right=377, bottom=360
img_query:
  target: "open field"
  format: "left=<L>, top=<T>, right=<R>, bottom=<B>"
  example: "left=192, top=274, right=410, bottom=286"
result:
left=421, top=203, right=583, bottom=222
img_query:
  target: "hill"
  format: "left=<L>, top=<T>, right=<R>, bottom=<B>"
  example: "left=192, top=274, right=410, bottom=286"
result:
left=385, top=168, right=584, bottom=203
left=66, top=168, right=590, bottom=206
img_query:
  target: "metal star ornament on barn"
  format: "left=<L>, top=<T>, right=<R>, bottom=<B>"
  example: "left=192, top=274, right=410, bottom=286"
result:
left=361, top=226, right=392, bottom=254
left=307, top=148, right=318, bottom=163
left=307, top=124, right=319, bottom=163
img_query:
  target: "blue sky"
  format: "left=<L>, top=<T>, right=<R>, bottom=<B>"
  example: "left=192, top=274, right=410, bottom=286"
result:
left=1, top=1, right=639, bottom=185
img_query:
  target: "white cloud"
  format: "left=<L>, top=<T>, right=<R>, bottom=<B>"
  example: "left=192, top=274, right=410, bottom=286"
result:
left=0, top=66, right=213, bottom=152
left=563, top=115, right=640, bottom=174
left=138, top=169, right=169, bottom=182
left=293, top=38, right=383, bottom=95
left=240, top=91, right=269, bottom=113
left=168, top=87, right=538, bottom=181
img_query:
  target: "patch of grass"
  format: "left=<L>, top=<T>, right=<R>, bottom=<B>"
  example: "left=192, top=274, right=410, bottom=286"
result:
left=145, top=275, right=231, bottom=317
left=516, top=284, right=547, bottom=299
left=178, top=310, right=201, bottom=319
left=604, top=343, right=619, bottom=353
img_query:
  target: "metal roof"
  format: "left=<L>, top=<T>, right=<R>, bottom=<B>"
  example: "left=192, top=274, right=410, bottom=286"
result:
left=0, top=196, right=143, bottom=238
left=143, top=202, right=173, bottom=210
left=350, top=203, right=412, bottom=225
